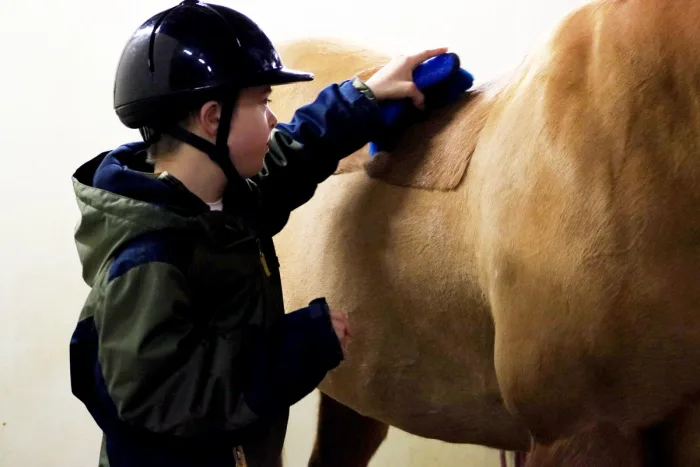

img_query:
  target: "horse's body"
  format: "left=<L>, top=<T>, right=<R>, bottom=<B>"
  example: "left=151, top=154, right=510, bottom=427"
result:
left=271, top=1, right=700, bottom=464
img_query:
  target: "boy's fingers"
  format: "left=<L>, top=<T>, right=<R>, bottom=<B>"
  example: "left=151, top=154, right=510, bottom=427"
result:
left=412, top=92, right=425, bottom=110
left=332, top=318, right=348, bottom=332
left=407, top=47, right=449, bottom=67
left=402, top=82, right=425, bottom=109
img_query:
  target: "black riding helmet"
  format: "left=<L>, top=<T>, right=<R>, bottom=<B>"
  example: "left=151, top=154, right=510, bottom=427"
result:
left=113, top=0, right=314, bottom=183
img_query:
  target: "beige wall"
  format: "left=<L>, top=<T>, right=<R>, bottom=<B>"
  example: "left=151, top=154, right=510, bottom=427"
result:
left=0, top=0, right=585, bottom=465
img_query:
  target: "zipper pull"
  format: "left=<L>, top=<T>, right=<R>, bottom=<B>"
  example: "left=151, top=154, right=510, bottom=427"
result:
left=256, top=239, right=271, bottom=277
left=234, top=446, right=248, bottom=467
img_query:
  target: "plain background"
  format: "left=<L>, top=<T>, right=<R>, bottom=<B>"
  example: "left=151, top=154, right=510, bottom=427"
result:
left=0, top=0, right=586, bottom=465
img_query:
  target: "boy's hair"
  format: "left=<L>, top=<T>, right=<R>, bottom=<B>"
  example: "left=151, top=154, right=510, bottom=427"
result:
left=142, top=107, right=201, bottom=163
left=145, top=133, right=182, bottom=162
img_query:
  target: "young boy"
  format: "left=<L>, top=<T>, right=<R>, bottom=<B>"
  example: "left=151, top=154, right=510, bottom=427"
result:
left=69, top=1, right=447, bottom=466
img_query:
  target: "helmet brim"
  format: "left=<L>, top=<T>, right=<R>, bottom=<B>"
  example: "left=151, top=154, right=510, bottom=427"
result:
left=259, top=67, right=314, bottom=86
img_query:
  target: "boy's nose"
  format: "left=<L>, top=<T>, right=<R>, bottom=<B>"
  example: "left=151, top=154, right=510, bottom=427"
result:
left=267, top=108, right=278, bottom=129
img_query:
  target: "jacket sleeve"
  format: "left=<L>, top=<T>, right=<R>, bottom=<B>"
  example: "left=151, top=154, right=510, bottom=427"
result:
left=96, top=260, right=343, bottom=437
left=252, top=78, right=383, bottom=236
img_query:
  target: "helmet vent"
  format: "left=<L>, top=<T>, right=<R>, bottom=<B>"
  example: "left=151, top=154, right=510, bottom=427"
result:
left=148, top=7, right=176, bottom=74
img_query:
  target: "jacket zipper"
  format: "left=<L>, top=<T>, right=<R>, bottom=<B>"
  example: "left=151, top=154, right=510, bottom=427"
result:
left=256, top=238, right=271, bottom=277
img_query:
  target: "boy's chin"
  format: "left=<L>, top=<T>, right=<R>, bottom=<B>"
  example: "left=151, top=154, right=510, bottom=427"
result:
left=231, top=156, right=265, bottom=179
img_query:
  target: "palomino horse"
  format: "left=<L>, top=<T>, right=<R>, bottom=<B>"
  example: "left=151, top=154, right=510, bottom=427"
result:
left=271, top=0, right=700, bottom=465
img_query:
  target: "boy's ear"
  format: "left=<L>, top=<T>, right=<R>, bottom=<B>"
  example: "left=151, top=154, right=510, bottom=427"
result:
left=195, top=101, right=222, bottom=139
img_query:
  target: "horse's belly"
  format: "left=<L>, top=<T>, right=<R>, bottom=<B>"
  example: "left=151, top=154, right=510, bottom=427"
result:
left=274, top=172, right=529, bottom=450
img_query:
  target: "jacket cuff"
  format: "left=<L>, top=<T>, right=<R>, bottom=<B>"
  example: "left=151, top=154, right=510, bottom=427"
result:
left=334, top=79, right=383, bottom=144
left=339, top=78, right=380, bottom=110
left=307, top=298, right=345, bottom=370
left=351, top=77, right=377, bottom=101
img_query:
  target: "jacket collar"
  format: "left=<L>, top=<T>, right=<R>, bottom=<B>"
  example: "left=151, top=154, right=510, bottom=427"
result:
left=80, top=142, right=259, bottom=220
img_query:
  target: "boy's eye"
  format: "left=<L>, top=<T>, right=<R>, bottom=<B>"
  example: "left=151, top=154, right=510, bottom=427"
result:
left=263, top=98, right=272, bottom=105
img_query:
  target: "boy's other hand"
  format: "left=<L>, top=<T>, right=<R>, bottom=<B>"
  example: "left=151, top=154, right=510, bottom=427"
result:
left=365, top=47, right=449, bottom=110
left=329, top=307, right=352, bottom=352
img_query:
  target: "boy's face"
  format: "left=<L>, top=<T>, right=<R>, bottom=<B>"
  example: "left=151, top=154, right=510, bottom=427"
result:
left=227, top=85, right=278, bottom=178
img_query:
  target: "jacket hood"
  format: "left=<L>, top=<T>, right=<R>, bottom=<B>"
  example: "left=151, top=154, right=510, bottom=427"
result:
left=71, top=142, right=198, bottom=287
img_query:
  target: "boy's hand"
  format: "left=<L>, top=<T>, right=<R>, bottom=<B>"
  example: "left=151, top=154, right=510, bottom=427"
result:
left=365, top=47, right=449, bottom=110
left=329, top=307, right=352, bottom=352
